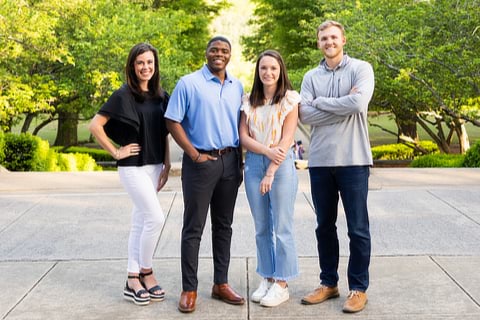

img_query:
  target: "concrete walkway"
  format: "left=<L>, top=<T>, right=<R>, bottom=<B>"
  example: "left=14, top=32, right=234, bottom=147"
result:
left=1, top=167, right=480, bottom=319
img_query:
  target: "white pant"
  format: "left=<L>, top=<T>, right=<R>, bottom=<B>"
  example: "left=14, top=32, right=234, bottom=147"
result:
left=118, top=164, right=165, bottom=273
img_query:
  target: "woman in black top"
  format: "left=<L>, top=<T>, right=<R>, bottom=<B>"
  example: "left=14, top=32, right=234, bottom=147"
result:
left=89, top=43, right=170, bottom=306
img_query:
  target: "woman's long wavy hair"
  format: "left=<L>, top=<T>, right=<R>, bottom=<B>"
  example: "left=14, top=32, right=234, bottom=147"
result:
left=249, top=49, right=292, bottom=108
left=125, top=43, right=165, bottom=102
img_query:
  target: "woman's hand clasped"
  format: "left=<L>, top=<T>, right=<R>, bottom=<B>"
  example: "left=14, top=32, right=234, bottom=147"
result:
left=266, top=146, right=286, bottom=165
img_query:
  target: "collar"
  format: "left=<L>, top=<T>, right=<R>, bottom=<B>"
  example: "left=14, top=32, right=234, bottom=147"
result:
left=320, top=54, right=350, bottom=71
left=202, top=64, right=232, bottom=83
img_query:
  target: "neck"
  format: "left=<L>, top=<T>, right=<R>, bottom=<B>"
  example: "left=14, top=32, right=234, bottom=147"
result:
left=139, top=81, right=149, bottom=92
left=263, top=85, right=276, bottom=100
left=207, top=65, right=226, bottom=84
left=325, top=54, right=344, bottom=70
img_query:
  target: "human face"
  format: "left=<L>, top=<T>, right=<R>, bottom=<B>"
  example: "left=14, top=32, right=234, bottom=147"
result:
left=317, top=26, right=346, bottom=61
left=206, top=40, right=231, bottom=75
left=258, top=55, right=280, bottom=89
left=134, top=50, right=155, bottom=89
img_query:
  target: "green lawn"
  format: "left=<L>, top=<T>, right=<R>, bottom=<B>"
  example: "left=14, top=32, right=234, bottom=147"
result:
left=12, top=114, right=480, bottom=148
left=367, top=114, right=480, bottom=147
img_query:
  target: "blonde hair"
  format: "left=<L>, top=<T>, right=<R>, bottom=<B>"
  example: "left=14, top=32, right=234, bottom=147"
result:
left=317, top=20, right=345, bottom=38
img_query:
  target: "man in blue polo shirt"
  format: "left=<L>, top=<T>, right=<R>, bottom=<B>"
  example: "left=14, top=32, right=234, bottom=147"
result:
left=165, top=36, right=244, bottom=313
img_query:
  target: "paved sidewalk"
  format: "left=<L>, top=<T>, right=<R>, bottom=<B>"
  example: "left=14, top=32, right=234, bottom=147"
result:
left=1, top=167, right=480, bottom=319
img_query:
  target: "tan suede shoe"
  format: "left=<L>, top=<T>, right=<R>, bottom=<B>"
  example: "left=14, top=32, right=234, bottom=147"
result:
left=301, top=285, right=339, bottom=305
left=342, top=290, right=368, bottom=313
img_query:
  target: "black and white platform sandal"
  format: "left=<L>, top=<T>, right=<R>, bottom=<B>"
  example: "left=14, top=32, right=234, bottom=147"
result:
left=123, top=275, right=150, bottom=306
left=140, top=270, right=165, bottom=301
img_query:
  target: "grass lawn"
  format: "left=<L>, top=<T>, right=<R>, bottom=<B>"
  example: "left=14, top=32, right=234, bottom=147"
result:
left=367, top=114, right=480, bottom=147
left=11, top=114, right=480, bottom=148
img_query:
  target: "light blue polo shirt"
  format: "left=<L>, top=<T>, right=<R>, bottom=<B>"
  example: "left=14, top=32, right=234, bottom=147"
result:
left=165, top=64, right=243, bottom=150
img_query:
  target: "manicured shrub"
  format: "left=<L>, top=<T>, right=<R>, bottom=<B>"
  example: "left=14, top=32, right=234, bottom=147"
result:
left=0, top=131, right=5, bottom=164
left=1, top=133, right=102, bottom=171
left=45, top=149, right=61, bottom=171
left=53, top=146, right=114, bottom=162
left=74, top=152, right=99, bottom=171
left=57, top=153, right=78, bottom=171
left=463, top=140, right=480, bottom=167
left=2, top=133, right=43, bottom=171
left=371, top=141, right=439, bottom=160
left=410, top=154, right=465, bottom=168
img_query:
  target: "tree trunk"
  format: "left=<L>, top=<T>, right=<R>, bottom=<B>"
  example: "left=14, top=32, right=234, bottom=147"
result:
left=54, top=111, right=78, bottom=146
left=395, top=112, right=418, bottom=143
left=416, top=113, right=451, bottom=153
left=33, top=116, right=56, bottom=135
left=455, top=122, right=470, bottom=154
left=21, top=113, right=35, bottom=133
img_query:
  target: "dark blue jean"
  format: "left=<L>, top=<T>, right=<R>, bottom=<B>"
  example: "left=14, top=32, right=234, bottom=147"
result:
left=309, top=166, right=371, bottom=292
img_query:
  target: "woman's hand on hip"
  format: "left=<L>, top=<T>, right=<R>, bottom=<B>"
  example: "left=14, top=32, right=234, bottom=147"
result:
left=117, top=143, right=141, bottom=160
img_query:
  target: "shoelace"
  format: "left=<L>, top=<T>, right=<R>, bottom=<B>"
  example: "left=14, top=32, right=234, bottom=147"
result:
left=318, top=284, right=332, bottom=291
left=347, top=290, right=360, bottom=299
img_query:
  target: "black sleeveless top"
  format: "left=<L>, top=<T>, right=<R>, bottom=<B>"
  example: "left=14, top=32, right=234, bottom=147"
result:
left=98, top=84, right=169, bottom=167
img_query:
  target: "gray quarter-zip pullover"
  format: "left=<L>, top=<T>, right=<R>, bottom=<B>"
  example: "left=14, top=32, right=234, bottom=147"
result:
left=299, top=55, right=375, bottom=167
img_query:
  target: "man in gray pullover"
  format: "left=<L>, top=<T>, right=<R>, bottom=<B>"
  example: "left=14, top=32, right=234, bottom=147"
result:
left=299, top=20, right=374, bottom=313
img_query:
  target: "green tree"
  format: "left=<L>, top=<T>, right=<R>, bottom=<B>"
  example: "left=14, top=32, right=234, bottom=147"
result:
left=337, top=0, right=480, bottom=153
left=242, top=0, right=323, bottom=70
left=243, top=0, right=480, bottom=154
left=0, top=0, right=69, bottom=132
left=1, top=0, right=225, bottom=146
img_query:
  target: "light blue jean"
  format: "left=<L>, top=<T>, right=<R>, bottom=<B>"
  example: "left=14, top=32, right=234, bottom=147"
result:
left=244, top=149, right=299, bottom=281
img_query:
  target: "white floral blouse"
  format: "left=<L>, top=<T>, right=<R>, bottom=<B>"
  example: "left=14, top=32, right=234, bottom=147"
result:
left=241, top=90, right=300, bottom=147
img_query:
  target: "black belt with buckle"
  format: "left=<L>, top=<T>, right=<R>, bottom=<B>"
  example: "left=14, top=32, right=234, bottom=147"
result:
left=197, top=147, right=234, bottom=156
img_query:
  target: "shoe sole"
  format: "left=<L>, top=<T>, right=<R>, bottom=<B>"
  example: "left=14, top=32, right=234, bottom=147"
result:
left=178, top=306, right=195, bottom=313
left=123, top=291, right=150, bottom=306
left=301, top=292, right=340, bottom=305
left=342, top=299, right=368, bottom=313
left=150, top=296, right=165, bottom=302
left=251, top=293, right=267, bottom=303
left=149, top=291, right=166, bottom=302
left=211, top=293, right=245, bottom=305
left=251, top=296, right=262, bottom=303
left=260, top=295, right=289, bottom=307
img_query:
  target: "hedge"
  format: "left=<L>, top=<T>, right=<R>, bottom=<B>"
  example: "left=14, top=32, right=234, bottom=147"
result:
left=52, top=146, right=114, bottom=162
left=371, top=141, right=439, bottom=160
left=410, top=154, right=465, bottom=168
left=463, top=140, right=480, bottom=167
left=0, top=133, right=102, bottom=172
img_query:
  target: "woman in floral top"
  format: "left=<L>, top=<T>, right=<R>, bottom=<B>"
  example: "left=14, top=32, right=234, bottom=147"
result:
left=239, top=50, right=300, bottom=307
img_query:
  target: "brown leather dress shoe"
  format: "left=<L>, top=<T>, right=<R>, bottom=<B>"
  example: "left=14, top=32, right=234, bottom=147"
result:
left=211, top=283, right=245, bottom=305
left=178, top=290, right=197, bottom=313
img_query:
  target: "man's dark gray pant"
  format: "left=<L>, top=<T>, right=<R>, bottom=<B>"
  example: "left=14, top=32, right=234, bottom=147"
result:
left=180, top=149, right=242, bottom=291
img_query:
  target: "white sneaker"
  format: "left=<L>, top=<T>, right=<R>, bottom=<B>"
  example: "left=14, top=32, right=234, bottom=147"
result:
left=251, top=278, right=272, bottom=303
left=260, top=282, right=289, bottom=307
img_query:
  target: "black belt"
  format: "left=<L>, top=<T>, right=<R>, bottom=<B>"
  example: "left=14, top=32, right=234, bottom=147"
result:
left=197, top=147, right=234, bottom=156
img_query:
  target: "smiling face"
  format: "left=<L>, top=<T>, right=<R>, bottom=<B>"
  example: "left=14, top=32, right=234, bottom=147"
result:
left=258, top=55, right=280, bottom=89
left=205, top=40, right=231, bottom=77
left=317, top=25, right=346, bottom=62
left=134, top=50, right=155, bottom=90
